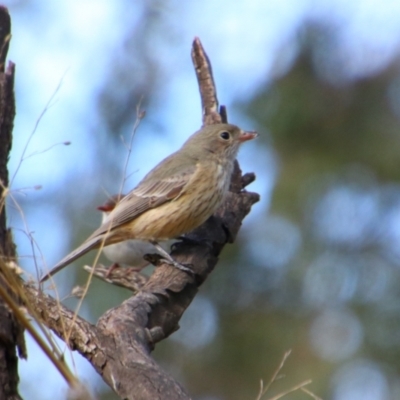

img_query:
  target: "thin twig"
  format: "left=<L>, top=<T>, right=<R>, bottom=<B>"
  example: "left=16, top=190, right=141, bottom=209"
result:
left=301, top=387, right=323, bottom=400
left=119, top=100, right=145, bottom=195
left=256, top=350, right=321, bottom=400
left=267, top=380, right=312, bottom=400
left=0, top=180, right=46, bottom=281
left=0, top=230, right=64, bottom=358
left=10, top=69, right=69, bottom=187
left=256, top=350, right=292, bottom=399
left=58, top=101, right=145, bottom=350
left=0, top=272, right=77, bottom=386
left=23, top=141, right=71, bottom=160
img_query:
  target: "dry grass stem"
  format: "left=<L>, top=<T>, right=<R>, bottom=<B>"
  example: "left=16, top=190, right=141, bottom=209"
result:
left=256, top=350, right=321, bottom=400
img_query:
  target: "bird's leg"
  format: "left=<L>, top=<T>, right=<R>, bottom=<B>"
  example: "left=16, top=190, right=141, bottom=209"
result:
left=105, top=263, right=121, bottom=277
left=149, top=240, right=193, bottom=274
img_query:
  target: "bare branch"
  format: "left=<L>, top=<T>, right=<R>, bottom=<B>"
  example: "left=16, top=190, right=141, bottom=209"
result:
left=24, top=283, right=103, bottom=357
left=31, top=162, right=258, bottom=398
left=83, top=264, right=148, bottom=292
left=21, top=37, right=259, bottom=399
left=191, top=37, right=222, bottom=125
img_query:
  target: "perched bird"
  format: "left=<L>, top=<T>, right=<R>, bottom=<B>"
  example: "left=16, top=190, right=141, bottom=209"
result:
left=40, top=123, right=257, bottom=282
left=97, top=194, right=166, bottom=274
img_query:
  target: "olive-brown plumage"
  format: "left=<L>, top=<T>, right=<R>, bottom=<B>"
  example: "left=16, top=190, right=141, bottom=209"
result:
left=40, top=123, right=257, bottom=282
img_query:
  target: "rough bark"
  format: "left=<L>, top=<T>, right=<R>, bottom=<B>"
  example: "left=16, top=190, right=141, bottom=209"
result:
left=0, top=6, right=25, bottom=400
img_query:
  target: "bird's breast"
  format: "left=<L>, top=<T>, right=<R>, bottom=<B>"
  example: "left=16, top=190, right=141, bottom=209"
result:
left=126, top=160, right=233, bottom=240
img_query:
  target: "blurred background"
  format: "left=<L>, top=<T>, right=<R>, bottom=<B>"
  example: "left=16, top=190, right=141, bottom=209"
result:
left=4, top=0, right=400, bottom=399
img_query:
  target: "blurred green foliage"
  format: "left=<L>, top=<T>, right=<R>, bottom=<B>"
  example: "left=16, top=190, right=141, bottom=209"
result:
left=151, top=32, right=400, bottom=400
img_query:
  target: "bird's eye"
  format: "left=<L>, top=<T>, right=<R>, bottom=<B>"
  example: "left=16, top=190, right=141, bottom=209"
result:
left=220, top=131, right=230, bottom=140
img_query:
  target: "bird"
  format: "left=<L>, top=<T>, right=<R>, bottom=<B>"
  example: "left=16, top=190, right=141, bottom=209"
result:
left=40, top=123, right=257, bottom=282
left=96, top=194, right=168, bottom=275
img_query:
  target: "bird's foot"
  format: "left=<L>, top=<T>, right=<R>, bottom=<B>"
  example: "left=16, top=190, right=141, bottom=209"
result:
left=146, top=253, right=194, bottom=273
left=126, top=266, right=144, bottom=274
left=144, top=253, right=164, bottom=266
left=160, top=257, right=194, bottom=274
left=105, top=263, right=120, bottom=277
left=149, top=240, right=194, bottom=275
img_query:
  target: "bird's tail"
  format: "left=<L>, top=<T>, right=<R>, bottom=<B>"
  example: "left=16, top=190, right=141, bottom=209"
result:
left=39, top=235, right=105, bottom=283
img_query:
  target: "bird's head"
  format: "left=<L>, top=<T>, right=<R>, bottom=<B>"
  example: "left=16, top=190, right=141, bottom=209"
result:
left=183, top=123, right=258, bottom=161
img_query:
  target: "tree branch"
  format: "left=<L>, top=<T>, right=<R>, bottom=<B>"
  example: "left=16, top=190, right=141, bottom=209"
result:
left=25, top=37, right=259, bottom=399
left=191, top=37, right=222, bottom=126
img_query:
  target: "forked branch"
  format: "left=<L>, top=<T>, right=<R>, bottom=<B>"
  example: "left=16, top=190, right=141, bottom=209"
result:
left=23, top=38, right=259, bottom=399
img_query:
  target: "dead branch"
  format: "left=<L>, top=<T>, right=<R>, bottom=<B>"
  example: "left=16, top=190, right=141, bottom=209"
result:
left=0, top=6, right=26, bottom=400
left=18, top=37, right=259, bottom=399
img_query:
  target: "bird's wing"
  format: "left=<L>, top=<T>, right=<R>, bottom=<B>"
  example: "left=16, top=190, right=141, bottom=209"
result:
left=89, top=164, right=197, bottom=238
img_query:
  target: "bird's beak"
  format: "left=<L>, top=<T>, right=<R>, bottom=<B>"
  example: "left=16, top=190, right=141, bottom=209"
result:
left=238, top=130, right=258, bottom=142
left=97, top=205, right=113, bottom=212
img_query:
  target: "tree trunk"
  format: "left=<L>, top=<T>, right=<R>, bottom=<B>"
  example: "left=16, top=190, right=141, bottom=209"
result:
left=0, top=6, right=26, bottom=400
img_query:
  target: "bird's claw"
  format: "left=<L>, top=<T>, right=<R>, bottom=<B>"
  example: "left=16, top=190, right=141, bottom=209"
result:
left=161, top=257, right=194, bottom=274
left=144, top=253, right=194, bottom=275
left=144, top=253, right=164, bottom=266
